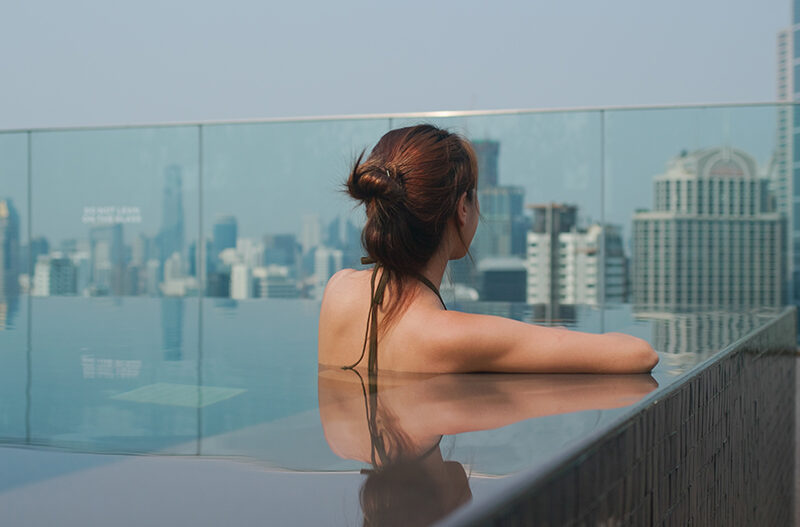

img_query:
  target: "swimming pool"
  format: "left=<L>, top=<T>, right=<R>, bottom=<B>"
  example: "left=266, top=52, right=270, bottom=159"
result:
left=0, top=296, right=791, bottom=525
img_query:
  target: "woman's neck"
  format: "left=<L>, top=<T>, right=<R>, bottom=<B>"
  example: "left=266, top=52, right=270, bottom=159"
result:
left=419, top=243, right=451, bottom=290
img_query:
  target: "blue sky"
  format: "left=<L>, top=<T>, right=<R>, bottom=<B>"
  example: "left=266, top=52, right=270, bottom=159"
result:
left=0, top=0, right=791, bottom=129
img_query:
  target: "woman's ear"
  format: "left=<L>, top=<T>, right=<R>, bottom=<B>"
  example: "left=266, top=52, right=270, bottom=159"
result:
left=456, top=191, right=468, bottom=227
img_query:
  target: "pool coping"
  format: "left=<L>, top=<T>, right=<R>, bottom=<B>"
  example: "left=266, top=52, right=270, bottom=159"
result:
left=438, top=305, right=798, bottom=526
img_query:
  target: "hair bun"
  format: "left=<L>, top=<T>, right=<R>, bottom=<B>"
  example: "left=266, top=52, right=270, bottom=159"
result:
left=349, top=165, right=405, bottom=204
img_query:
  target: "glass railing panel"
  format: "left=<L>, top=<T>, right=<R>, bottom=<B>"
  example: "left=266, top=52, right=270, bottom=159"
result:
left=25, top=126, right=203, bottom=452
left=200, top=118, right=389, bottom=301
left=197, top=118, right=389, bottom=442
left=29, top=126, right=201, bottom=298
left=0, top=132, right=29, bottom=442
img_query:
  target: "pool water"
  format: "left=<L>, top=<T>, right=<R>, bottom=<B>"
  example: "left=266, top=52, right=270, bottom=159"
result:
left=0, top=296, right=782, bottom=526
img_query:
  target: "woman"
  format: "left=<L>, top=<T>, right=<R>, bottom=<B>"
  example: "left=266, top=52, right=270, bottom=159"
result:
left=318, top=124, right=658, bottom=374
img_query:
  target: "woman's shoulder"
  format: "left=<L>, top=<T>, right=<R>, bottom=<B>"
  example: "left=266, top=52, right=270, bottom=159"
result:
left=319, top=268, right=372, bottom=327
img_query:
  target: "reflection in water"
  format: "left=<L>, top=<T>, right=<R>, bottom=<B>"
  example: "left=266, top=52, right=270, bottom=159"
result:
left=161, top=296, right=184, bottom=361
left=634, top=308, right=782, bottom=375
left=318, top=368, right=657, bottom=526
left=0, top=292, right=21, bottom=330
left=456, top=301, right=577, bottom=326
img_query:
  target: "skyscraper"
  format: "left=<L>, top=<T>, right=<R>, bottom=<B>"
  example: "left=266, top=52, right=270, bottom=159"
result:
left=89, top=223, right=125, bottom=295
left=472, top=140, right=500, bottom=189
left=632, top=147, right=785, bottom=309
left=156, top=165, right=185, bottom=282
left=211, top=215, right=237, bottom=265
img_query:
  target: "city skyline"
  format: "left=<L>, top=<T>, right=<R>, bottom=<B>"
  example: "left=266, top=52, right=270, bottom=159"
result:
left=0, top=132, right=787, bottom=309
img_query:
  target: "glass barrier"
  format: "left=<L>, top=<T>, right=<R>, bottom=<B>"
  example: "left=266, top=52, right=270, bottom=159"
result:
left=0, top=132, right=28, bottom=441
left=0, top=104, right=791, bottom=312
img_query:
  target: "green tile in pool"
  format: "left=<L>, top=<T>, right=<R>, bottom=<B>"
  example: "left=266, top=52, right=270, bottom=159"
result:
left=112, top=382, right=246, bottom=408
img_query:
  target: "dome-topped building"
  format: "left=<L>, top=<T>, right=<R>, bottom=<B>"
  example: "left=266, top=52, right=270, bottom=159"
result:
left=633, top=147, right=786, bottom=309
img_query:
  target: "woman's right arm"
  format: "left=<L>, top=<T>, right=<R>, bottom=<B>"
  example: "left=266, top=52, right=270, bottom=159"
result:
left=425, top=310, right=659, bottom=374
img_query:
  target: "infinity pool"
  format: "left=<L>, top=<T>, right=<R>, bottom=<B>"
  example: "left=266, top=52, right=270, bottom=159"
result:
left=0, top=296, right=784, bottom=526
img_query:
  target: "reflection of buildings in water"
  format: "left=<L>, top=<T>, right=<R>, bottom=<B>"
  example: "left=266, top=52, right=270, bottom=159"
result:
left=0, top=198, right=21, bottom=296
left=455, top=301, right=577, bottom=326
left=0, top=293, right=21, bottom=330
left=161, top=297, right=184, bottom=361
left=633, top=308, right=781, bottom=374
left=633, top=147, right=785, bottom=308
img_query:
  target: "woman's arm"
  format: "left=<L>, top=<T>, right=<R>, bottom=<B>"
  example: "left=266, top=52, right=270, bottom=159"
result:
left=425, top=310, right=659, bottom=374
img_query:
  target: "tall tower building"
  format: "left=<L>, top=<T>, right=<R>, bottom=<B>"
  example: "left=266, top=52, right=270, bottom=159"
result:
left=157, top=165, right=185, bottom=278
left=0, top=198, right=21, bottom=296
left=775, top=5, right=800, bottom=304
left=211, top=216, right=237, bottom=263
left=632, top=148, right=785, bottom=309
left=472, top=140, right=500, bottom=189
left=89, top=223, right=125, bottom=295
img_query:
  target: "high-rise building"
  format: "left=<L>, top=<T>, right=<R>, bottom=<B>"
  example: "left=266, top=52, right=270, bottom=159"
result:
left=632, top=147, right=785, bottom=309
left=212, top=215, right=237, bottom=259
left=263, top=234, right=300, bottom=276
left=253, top=265, right=299, bottom=298
left=775, top=5, right=800, bottom=305
left=472, top=140, right=500, bottom=189
left=89, top=223, right=124, bottom=295
left=314, top=246, right=343, bottom=297
left=32, top=253, right=77, bottom=296
left=526, top=203, right=625, bottom=305
left=0, top=198, right=21, bottom=296
left=230, top=263, right=251, bottom=300
left=158, top=165, right=185, bottom=275
left=478, top=257, right=527, bottom=302
left=472, top=186, right=527, bottom=260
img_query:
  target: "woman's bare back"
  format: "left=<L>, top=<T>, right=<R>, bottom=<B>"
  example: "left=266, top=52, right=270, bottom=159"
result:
left=318, top=267, right=448, bottom=372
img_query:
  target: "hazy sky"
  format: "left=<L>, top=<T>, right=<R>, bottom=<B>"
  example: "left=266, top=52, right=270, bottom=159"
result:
left=0, top=0, right=791, bottom=130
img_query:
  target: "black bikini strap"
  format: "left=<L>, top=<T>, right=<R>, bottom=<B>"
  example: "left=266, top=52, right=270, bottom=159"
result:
left=342, top=257, right=446, bottom=373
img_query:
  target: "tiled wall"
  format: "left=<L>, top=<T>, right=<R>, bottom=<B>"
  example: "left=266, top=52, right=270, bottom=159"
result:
left=461, top=308, right=797, bottom=527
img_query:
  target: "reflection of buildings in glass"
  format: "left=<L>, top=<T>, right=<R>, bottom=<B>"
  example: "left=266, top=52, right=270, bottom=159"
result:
left=0, top=293, right=20, bottom=330
left=632, top=148, right=785, bottom=309
left=156, top=165, right=185, bottom=279
left=526, top=203, right=626, bottom=305
left=456, top=300, right=576, bottom=326
left=161, top=297, right=184, bottom=361
left=0, top=198, right=21, bottom=296
left=633, top=308, right=780, bottom=374
left=89, top=223, right=125, bottom=296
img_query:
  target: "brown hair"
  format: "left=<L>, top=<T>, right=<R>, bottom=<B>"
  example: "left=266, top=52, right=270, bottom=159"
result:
left=346, top=124, right=478, bottom=328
